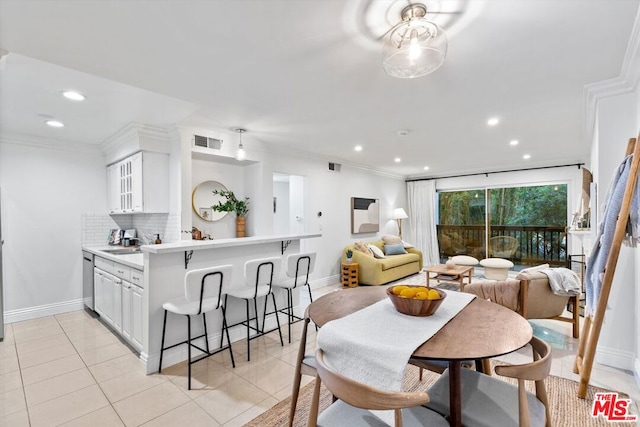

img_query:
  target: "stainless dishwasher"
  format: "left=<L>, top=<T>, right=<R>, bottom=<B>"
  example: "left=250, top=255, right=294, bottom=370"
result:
left=82, top=251, right=95, bottom=312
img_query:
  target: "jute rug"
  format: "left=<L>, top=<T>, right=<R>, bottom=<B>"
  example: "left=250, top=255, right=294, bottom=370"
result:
left=244, top=364, right=636, bottom=426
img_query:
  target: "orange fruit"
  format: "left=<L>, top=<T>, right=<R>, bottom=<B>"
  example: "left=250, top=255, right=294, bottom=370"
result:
left=400, top=288, right=418, bottom=298
left=415, top=291, right=429, bottom=300
left=392, top=285, right=409, bottom=295
left=427, top=289, right=441, bottom=300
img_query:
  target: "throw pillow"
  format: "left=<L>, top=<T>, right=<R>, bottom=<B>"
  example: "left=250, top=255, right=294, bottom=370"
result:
left=353, top=241, right=372, bottom=256
left=384, top=243, right=407, bottom=255
left=382, top=235, right=402, bottom=245
left=368, top=244, right=386, bottom=259
left=402, top=240, right=415, bottom=248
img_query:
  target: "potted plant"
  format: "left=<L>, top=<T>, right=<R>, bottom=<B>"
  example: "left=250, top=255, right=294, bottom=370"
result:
left=211, top=189, right=250, bottom=237
left=345, top=249, right=353, bottom=263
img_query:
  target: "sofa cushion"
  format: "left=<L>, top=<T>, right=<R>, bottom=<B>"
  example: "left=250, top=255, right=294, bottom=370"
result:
left=402, top=240, right=415, bottom=248
left=382, top=235, right=402, bottom=245
left=384, top=244, right=407, bottom=255
left=368, top=245, right=385, bottom=259
left=354, top=241, right=372, bottom=256
left=380, top=253, right=419, bottom=270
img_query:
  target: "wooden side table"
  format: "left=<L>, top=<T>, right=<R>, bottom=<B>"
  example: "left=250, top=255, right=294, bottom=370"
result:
left=341, top=262, right=359, bottom=288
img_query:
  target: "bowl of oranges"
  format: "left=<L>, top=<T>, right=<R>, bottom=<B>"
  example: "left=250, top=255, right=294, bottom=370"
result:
left=386, top=285, right=446, bottom=317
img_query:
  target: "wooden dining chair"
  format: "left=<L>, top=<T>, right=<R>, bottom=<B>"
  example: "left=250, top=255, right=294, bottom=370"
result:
left=308, top=349, right=450, bottom=427
left=288, top=306, right=317, bottom=427
left=424, top=336, right=552, bottom=427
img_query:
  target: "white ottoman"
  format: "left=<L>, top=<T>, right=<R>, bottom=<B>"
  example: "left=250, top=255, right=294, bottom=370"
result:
left=451, top=255, right=479, bottom=266
left=480, top=258, right=514, bottom=280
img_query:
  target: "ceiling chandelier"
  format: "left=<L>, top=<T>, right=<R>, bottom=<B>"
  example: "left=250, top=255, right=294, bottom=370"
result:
left=383, top=3, right=448, bottom=79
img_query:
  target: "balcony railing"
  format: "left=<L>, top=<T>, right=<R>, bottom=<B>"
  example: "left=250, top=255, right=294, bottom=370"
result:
left=437, top=225, right=567, bottom=267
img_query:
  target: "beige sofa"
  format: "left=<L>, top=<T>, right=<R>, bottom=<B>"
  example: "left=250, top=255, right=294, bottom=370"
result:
left=342, top=241, right=423, bottom=286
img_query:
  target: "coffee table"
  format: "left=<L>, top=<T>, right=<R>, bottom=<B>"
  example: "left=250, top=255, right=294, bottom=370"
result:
left=426, top=264, right=474, bottom=291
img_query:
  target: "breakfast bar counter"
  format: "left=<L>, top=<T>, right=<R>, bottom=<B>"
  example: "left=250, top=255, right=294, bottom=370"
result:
left=138, top=233, right=321, bottom=373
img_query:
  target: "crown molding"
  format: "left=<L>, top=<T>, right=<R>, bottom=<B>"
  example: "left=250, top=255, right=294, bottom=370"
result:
left=99, top=122, right=172, bottom=153
left=0, top=131, right=102, bottom=154
left=584, top=6, right=640, bottom=144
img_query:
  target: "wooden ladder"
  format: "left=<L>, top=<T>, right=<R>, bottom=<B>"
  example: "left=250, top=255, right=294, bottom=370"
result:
left=574, top=132, right=640, bottom=398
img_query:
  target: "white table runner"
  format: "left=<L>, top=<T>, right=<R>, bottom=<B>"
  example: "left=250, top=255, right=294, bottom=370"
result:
left=316, top=290, right=475, bottom=423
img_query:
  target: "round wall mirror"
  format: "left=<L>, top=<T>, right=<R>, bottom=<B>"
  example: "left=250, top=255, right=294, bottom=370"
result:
left=192, top=181, right=229, bottom=222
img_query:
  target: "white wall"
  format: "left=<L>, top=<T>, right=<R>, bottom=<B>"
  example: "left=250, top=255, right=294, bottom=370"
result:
left=0, top=137, right=106, bottom=320
left=191, top=158, right=245, bottom=239
left=591, top=88, right=639, bottom=372
left=273, top=180, right=290, bottom=234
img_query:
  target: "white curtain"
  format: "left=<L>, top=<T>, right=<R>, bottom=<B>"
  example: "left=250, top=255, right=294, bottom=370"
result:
left=407, top=180, right=440, bottom=266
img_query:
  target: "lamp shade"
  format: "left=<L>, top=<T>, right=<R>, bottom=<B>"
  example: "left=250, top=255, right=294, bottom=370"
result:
left=392, top=208, right=408, bottom=220
left=383, top=5, right=447, bottom=79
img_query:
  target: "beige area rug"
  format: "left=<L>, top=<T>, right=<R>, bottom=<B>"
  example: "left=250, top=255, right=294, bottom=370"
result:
left=244, top=364, right=636, bottom=427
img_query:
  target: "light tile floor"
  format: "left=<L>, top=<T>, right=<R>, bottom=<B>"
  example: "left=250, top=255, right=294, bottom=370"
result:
left=1, top=281, right=638, bottom=426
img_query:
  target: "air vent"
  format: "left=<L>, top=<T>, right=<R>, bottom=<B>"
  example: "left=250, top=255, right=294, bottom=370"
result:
left=328, top=162, right=341, bottom=172
left=194, top=135, right=223, bottom=150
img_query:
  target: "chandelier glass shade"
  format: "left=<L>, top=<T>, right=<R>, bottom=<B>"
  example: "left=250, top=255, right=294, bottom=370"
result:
left=235, top=128, right=247, bottom=161
left=383, top=4, right=448, bottom=79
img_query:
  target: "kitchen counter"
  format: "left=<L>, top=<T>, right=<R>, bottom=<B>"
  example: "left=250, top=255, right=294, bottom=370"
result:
left=141, top=233, right=322, bottom=254
left=82, top=246, right=144, bottom=269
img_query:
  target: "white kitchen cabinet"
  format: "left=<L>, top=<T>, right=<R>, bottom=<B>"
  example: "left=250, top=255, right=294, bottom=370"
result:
left=95, top=257, right=144, bottom=352
left=107, top=151, right=168, bottom=214
left=122, top=274, right=144, bottom=353
left=107, top=164, right=120, bottom=214
left=94, top=268, right=118, bottom=329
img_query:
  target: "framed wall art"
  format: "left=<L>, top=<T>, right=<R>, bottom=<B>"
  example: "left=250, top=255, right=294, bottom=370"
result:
left=351, top=197, right=379, bottom=234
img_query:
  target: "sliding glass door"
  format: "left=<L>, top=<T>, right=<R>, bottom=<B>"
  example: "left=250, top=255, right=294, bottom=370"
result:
left=438, top=184, right=568, bottom=268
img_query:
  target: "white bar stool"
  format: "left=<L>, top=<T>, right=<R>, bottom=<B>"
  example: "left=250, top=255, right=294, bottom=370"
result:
left=221, top=257, right=284, bottom=361
left=271, top=252, right=316, bottom=343
left=158, top=265, right=235, bottom=390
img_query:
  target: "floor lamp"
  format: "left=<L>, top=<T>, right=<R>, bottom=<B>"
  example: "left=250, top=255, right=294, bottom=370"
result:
left=393, top=208, right=408, bottom=238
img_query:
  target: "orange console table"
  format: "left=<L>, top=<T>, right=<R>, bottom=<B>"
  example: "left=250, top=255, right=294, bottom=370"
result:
left=341, top=262, right=359, bottom=288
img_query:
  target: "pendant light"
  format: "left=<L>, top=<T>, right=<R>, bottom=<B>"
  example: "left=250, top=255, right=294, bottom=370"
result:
left=383, top=4, right=448, bottom=79
left=235, top=128, right=247, bottom=161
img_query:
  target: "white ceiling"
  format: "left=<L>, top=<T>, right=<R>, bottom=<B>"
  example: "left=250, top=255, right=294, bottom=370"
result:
left=0, top=0, right=638, bottom=178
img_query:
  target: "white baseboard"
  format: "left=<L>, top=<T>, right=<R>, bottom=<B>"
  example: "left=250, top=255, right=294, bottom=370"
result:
left=634, top=358, right=640, bottom=391
left=310, top=275, right=339, bottom=290
left=4, top=299, right=85, bottom=324
left=595, top=345, right=635, bottom=371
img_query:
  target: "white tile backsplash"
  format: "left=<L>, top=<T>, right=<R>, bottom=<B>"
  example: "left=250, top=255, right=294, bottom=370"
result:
left=81, top=213, right=179, bottom=246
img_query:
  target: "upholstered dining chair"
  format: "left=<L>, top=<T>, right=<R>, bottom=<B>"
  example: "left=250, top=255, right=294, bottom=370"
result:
left=158, top=265, right=235, bottom=390
left=424, top=336, right=552, bottom=427
left=272, top=251, right=316, bottom=343
left=287, top=306, right=317, bottom=427
left=308, top=349, right=450, bottom=427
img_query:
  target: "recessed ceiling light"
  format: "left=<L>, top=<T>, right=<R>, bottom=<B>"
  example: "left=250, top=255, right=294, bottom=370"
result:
left=487, top=117, right=499, bottom=126
left=394, top=157, right=401, bottom=163
left=354, top=145, right=363, bottom=152
left=45, top=120, right=64, bottom=128
left=510, top=140, right=519, bottom=146
left=423, top=166, right=430, bottom=171
left=62, top=91, right=85, bottom=101
left=523, top=154, right=531, bottom=160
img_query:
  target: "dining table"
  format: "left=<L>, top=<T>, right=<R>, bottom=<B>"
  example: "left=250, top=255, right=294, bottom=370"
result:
left=308, top=285, right=533, bottom=427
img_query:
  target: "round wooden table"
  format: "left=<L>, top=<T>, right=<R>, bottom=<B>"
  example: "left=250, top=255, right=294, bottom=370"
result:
left=308, top=286, right=533, bottom=427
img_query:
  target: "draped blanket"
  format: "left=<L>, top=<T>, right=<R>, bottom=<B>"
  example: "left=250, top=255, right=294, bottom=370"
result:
left=586, top=154, right=640, bottom=316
